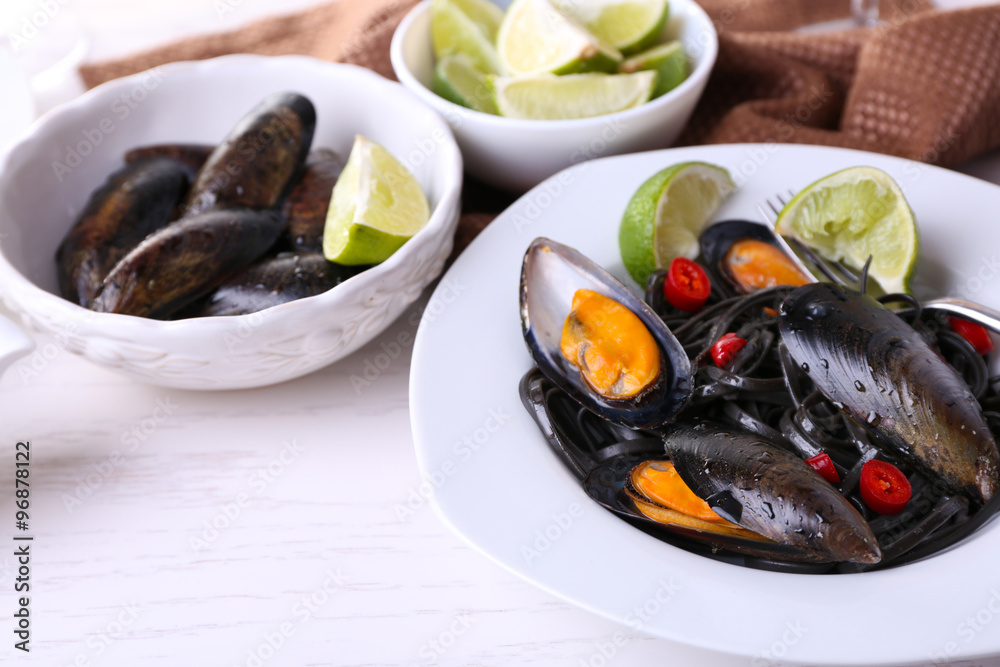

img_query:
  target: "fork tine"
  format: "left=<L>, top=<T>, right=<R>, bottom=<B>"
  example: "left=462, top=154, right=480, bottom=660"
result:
left=757, top=202, right=776, bottom=225
left=859, top=255, right=873, bottom=294
left=788, top=238, right=850, bottom=287
left=828, top=258, right=860, bottom=283
left=767, top=199, right=782, bottom=219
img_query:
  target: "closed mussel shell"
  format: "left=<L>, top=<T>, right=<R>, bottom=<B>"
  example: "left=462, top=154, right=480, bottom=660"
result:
left=196, top=252, right=365, bottom=317
left=56, top=157, right=190, bottom=307
left=91, top=208, right=285, bottom=319
left=779, top=282, right=1000, bottom=504
left=124, top=143, right=215, bottom=180
left=184, top=92, right=316, bottom=216
left=282, top=149, right=344, bottom=253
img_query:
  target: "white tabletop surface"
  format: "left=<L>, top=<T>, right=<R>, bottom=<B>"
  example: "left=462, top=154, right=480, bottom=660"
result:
left=2, top=1, right=1000, bottom=666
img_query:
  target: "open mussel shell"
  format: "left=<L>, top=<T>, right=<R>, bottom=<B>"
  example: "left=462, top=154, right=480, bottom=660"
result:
left=780, top=282, right=1000, bottom=504
left=519, top=238, right=692, bottom=430
left=584, top=456, right=834, bottom=568
left=519, top=368, right=833, bottom=570
left=699, top=219, right=814, bottom=295
left=665, top=417, right=882, bottom=564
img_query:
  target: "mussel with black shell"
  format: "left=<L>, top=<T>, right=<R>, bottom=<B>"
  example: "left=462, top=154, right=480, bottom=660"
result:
left=519, top=237, right=693, bottom=430
left=779, top=282, right=1000, bottom=504
left=699, top=219, right=814, bottom=296
left=520, top=368, right=882, bottom=569
left=183, top=92, right=317, bottom=216
left=56, top=157, right=191, bottom=307
left=193, top=251, right=367, bottom=317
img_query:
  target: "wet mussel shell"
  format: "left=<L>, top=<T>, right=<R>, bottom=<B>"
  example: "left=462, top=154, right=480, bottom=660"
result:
left=520, top=368, right=835, bottom=571
left=779, top=283, right=1000, bottom=504
left=585, top=455, right=834, bottom=568
left=520, top=238, right=693, bottom=430
left=665, top=418, right=882, bottom=564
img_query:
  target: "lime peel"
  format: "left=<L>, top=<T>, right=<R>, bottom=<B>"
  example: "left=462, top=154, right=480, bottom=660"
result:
left=323, top=135, right=430, bottom=266
left=492, top=71, right=656, bottom=120
left=619, top=162, right=736, bottom=285
left=775, top=166, right=918, bottom=295
left=498, top=0, right=623, bottom=77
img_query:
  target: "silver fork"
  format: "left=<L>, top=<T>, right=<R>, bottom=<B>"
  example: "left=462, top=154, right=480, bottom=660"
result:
left=757, top=193, right=1000, bottom=335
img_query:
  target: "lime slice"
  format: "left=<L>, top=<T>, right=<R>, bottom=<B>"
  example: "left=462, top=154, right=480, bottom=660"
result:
left=497, top=0, right=623, bottom=76
left=492, top=71, right=655, bottom=120
left=553, top=0, right=669, bottom=55
left=619, top=162, right=736, bottom=285
left=775, top=166, right=918, bottom=294
left=433, top=53, right=500, bottom=114
left=323, top=136, right=431, bottom=266
left=431, top=0, right=504, bottom=74
left=620, top=40, right=686, bottom=97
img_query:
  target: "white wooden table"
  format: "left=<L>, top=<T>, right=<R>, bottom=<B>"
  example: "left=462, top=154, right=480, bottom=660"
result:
left=2, top=1, right=999, bottom=665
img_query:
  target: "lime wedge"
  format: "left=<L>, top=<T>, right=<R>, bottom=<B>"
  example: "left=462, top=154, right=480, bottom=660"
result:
left=553, top=0, right=669, bottom=55
left=433, top=53, right=500, bottom=114
left=620, top=40, right=686, bottom=97
left=431, top=0, right=504, bottom=74
left=619, top=162, right=736, bottom=285
left=492, top=71, right=655, bottom=120
left=497, top=0, right=623, bottom=76
left=323, top=136, right=431, bottom=266
left=775, top=166, right=918, bottom=294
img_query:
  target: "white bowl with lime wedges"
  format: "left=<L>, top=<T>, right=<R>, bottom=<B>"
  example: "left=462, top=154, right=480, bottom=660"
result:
left=0, top=55, right=462, bottom=389
left=391, top=0, right=717, bottom=192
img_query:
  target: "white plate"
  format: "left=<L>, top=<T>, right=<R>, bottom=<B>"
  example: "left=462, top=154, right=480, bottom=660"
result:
left=409, top=144, right=1000, bottom=666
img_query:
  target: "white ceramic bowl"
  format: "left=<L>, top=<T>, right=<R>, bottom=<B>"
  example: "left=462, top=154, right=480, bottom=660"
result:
left=0, top=55, right=463, bottom=390
left=390, top=0, right=717, bottom=192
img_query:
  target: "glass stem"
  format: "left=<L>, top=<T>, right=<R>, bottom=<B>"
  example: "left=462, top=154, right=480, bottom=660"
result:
left=852, top=0, right=880, bottom=27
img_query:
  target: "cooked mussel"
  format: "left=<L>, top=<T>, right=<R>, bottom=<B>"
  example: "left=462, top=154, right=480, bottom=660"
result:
left=183, top=92, right=316, bottom=216
left=124, top=143, right=214, bottom=179
left=520, top=368, right=868, bottom=567
left=56, top=157, right=190, bottom=307
left=664, top=418, right=882, bottom=564
left=520, top=238, right=692, bottom=430
left=194, top=251, right=364, bottom=317
left=779, top=283, right=1000, bottom=504
left=282, top=149, right=344, bottom=253
left=699, top=220, right=813, bottom=295
left=91, top=208, right=285, bottom=319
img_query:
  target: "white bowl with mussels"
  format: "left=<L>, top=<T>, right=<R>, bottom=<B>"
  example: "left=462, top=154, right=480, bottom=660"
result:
left=0, top=55, right=463, bottom=389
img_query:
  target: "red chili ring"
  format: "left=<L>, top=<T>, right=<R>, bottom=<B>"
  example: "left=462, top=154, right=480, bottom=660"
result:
left=860, top=460, right=912, bottom=515
left=805, top=453, right=840, bottom=484
left=664, top=258, right=711, bottom=313
left=711, top=333, right=747, bottom=368
left=949, top=317, right=994, bottom=356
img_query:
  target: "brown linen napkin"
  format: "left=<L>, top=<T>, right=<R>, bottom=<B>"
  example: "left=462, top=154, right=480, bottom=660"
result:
left=80, top=0, right=1000, bottom=256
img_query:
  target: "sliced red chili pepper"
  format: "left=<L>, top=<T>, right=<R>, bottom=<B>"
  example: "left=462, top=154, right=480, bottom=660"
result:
left=860, top=460, right=912, bottom=515
left=664, top=258, right=711, bottom=313
left=805, top=453, right=840, bottom=484
left=949, top=317, right=994, bottom=356
left=711, top=333, right=747, bottom=368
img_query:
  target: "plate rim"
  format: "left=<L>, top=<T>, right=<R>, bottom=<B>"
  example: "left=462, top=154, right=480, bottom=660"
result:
left=409, top=142, right=1000, bottom=665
